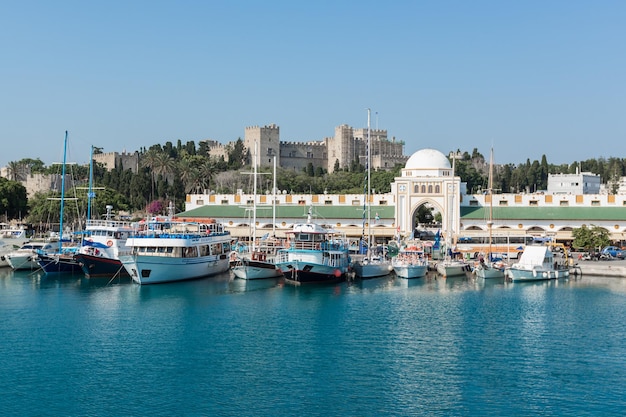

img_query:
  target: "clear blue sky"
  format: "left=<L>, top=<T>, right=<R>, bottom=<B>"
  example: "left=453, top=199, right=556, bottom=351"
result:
left=2, top=1, right=625, bottom=168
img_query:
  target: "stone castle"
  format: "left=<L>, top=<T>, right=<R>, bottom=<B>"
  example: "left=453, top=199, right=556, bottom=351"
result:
left=1, top=123, right=408, bottom=197
left=205, top=123, right=408, bottom=172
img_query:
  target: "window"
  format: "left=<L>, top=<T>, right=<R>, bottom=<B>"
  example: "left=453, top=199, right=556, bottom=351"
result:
left=591, top=200, right=600, bottom=206
left=499, top=200, right=508, bottom=206
left=221, top=200, right=229, bottom=204
left=195, top=200, right=204, bottom=205
left=325, top=200, right=333, bottom=205
left=560, top=200, right=569, bottom=206
left=469, top=200, right=479, bottom=206
left=379, top=200, right=387, bottom=205
left=298, top=200, right=306, bottom=205
left=435, top=185, right=440, bottom=193
left=529, top=200, right=538, bottom=206
left=428, top=185, right=433, bottom=193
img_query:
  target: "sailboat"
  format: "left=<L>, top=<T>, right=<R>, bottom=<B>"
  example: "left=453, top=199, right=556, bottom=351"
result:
left=231, top=143, right=282, bottom=280
left=352, top=108, right=392, bottom=279
left=36, top=131, right=83, bottom=274
left=474, top=148, right=506, bottom=279
left=435, top=152, right=470, bottom=277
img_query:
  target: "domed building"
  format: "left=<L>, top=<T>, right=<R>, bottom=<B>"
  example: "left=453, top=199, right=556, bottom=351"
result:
left=391, top=148, right=462, bottom=239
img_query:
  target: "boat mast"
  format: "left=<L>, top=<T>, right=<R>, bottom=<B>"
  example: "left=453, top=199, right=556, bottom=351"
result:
left=87, top=145, right=94, bottom=222
left=252, top=140, right=258, bottom=251
left=272, top=155, right=276, bottom=237
left=487, top=148, right=494, bottom=261
left=59, top=131, right=68, bottom=252
left=367, top=108, right=372, bottom=258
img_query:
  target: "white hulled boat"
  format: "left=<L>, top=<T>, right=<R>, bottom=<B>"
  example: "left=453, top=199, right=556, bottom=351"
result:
left=120, top=214, right=232, bottom=285
left=352, top=109, right=392, bottom=279
left=6, top=241, right=55, bottom=270
left=507, top=245, right=569, bottom=282
left=0, top=224, right=30, bottom=267
left=392, top=242, right=428, bottom=279
left=231, top=148, right=282, bottom=280
left=275, top=207, right=350, bottom=284
left=474, top=148, right=506, bottom=279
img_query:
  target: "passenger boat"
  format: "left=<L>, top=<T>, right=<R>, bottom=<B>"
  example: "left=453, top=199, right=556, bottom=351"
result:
left=6, top=241, right=55, bottom=270
left=74, top=208, right=133, bottom=278
left=392, top=242, right=428, bottom=279
left=507, top=245, right=569, bottom=282
left=275, top=207, right=350, bottom=284
left=119, top=216, right=232, bottom=285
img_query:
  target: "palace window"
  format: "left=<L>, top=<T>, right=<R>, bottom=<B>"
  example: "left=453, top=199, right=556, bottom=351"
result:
left=221, top=200, right=229, bottom=205
left=499, top=200, right=508, bottom=206
left=560, top=201, right=569, bottom=206
left=529, top=200, right=538, bottom=206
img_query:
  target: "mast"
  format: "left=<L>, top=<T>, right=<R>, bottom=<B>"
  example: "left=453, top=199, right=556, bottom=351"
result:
left=58, top=131, right=68, bottom=252
left=252, top=140, right=258, bottom=251
left=87, top=145, right=94, bottom=221
left=487, top=148, right=494, bottom=261
left=367, top=108, right=371, bottom=258
left=272, top=155, right=276, bottom=237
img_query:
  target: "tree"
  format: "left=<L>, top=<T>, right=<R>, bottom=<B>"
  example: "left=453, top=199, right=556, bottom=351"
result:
left=571, top=225, right=610, bottom=252
left=0, top=178, right=28, bottom=220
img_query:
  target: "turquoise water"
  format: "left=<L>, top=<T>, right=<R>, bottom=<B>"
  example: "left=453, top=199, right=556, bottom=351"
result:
left=1, top=268, right=626, bottom=416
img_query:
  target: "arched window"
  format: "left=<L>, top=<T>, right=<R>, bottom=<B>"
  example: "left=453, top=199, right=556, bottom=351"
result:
left=435, top=185, right=440, bottom=193
left=421, top=185, right=426, bottom=193
left=428, top=185, right=433, bottom=193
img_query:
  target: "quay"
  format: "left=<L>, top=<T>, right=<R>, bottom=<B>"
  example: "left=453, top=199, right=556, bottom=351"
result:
left=570, top=258, right=626, bottom=278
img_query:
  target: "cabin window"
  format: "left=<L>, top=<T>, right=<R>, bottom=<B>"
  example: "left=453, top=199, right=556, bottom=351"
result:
left=298, top=233, right=311, bottom=241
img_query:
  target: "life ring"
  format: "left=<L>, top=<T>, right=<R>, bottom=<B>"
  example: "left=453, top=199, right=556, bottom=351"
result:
left=106, top=240, right=113, bottom=247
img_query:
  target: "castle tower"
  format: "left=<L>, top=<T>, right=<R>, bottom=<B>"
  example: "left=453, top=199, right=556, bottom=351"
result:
left=244, top=124, right=280, bottom=168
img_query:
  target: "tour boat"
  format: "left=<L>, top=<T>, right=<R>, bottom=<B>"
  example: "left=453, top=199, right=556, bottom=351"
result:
left=275, top=207, right=350, bottom=284
left=120, top=217, right=232, bottom=285
left=392, top=242, right=429, bottom=279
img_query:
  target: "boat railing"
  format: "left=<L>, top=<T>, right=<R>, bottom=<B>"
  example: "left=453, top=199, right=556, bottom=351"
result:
left=289, top=240, right=348, bottom=251
left=86, top=219, right=134, bottom=229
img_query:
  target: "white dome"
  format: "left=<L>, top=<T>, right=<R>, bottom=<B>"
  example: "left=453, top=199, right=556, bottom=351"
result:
left=405, top=148, right=451, bottom=170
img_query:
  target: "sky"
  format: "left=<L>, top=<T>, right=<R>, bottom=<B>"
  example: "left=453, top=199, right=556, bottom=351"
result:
left=2, top=1, right=625, bottom=168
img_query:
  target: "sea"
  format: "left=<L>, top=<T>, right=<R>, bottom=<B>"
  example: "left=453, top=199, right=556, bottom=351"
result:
left=1, top=268, right=626, bottom=417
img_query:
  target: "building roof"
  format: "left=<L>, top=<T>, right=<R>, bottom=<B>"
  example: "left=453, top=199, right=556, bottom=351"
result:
left=178, top=205, right=396, bottom=221
left=405, top=148, right=450, bottom=170
left=460, top=206, right=626, bottom=221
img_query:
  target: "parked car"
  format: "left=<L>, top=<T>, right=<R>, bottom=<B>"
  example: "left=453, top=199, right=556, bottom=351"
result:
left=601, top=246, right=624, bottom=259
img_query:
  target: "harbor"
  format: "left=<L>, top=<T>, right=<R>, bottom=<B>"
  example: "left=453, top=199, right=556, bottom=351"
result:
left=1, top=267, right=626, bottom=416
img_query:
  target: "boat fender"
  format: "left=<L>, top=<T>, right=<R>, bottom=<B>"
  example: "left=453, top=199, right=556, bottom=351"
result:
left=107, top=240, right=113, bottom=247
